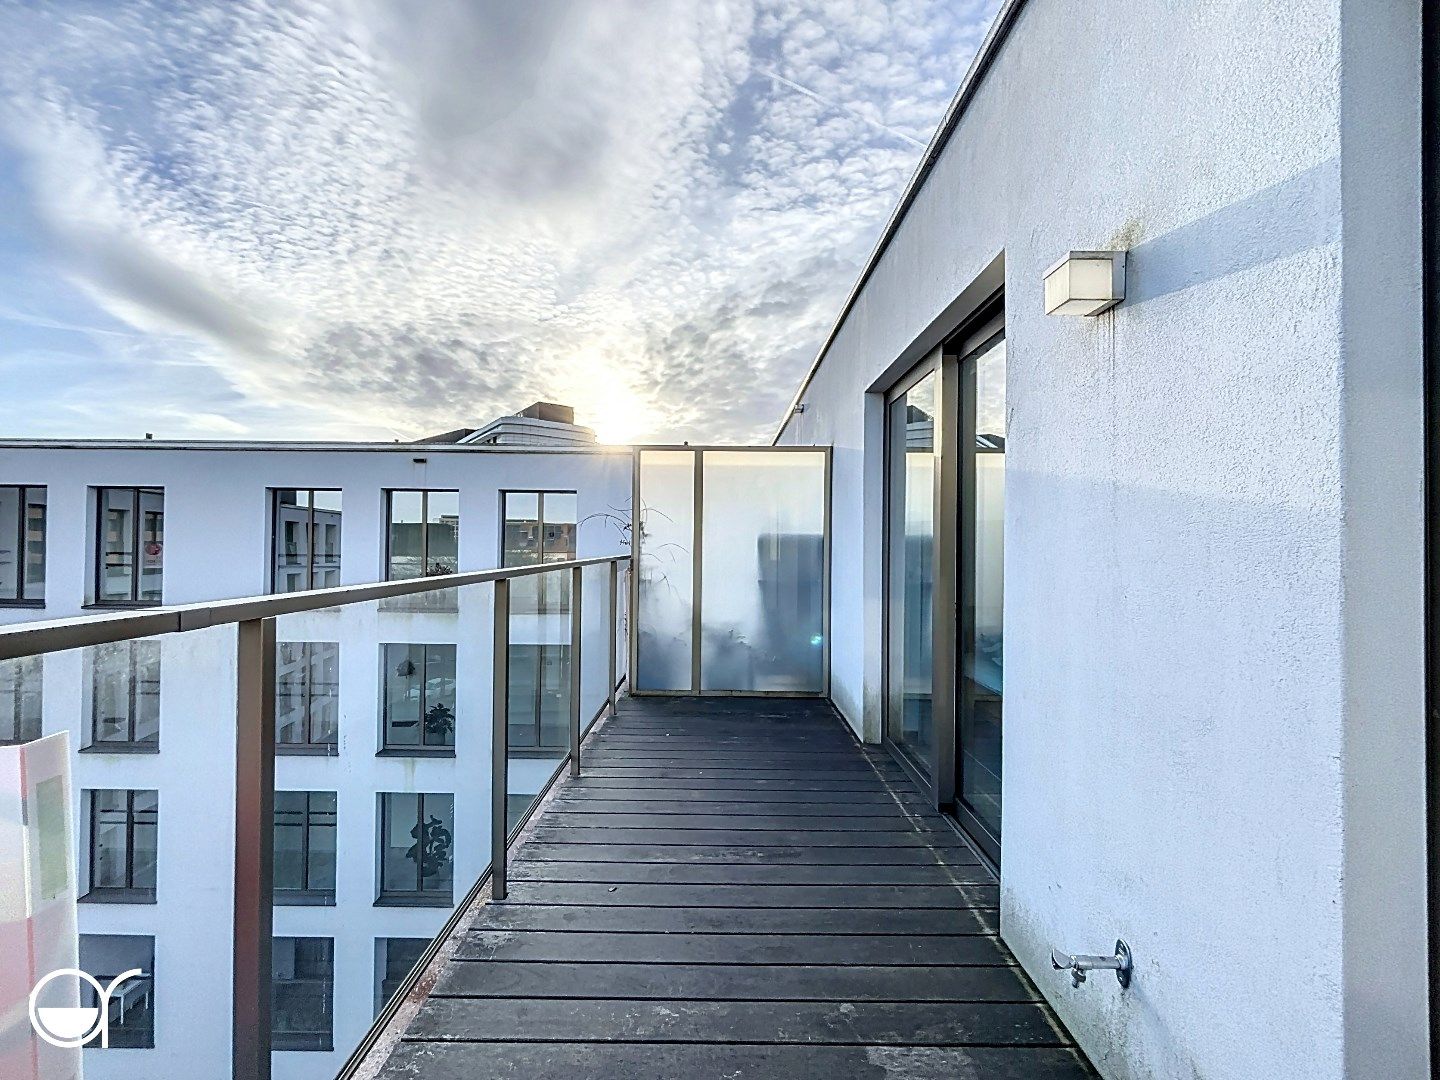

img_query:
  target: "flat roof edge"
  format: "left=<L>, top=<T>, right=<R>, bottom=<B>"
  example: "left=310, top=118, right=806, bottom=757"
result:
left=0, top=440, right=631, bottom=454
left=772, top=0, right=1028, bottom=444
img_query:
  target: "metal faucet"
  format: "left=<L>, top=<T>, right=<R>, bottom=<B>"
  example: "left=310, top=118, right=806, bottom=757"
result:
left=1051, top=940, right=1132, bottom=989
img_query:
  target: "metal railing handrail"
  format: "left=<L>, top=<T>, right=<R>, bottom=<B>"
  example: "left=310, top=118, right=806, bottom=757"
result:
left=0, top=554, right=628, bottom=661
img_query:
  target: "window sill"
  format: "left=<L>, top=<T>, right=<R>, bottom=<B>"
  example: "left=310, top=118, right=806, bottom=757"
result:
left=80, top=889, right=157, bottom=905
left=375, top=893, right=453, bottom=908
left=376, top=747, right=455, bottom=758
left=277, top=744, right=339, bottom=757
left=272, top=1038, right=334, bottom=1053
left=0, top=599, right=44, bottom=609
left=80, top=743, right=160, bottom=755
left=82, top=601, right=162, bottom=611
left=508, top=747, right=570, bottom=759
left=275, top=891, right=336, bottom=907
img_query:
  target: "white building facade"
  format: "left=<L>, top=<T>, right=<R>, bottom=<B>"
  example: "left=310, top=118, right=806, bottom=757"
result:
left=0, top=441, right=631, bottom=1079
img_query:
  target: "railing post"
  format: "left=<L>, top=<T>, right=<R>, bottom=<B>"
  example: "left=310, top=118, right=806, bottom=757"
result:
left=569, top=566, right=583, bottom=778
left=234, top=617, right=276, bottom=1080
left=491, top=578, right=510, bottom=901
left=608, top=559, right=619, bottom=716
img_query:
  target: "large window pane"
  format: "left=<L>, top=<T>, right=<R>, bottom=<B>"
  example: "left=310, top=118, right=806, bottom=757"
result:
left=96, top=487, right=163, bottom=604
left=86, top=788, right=157, bottom=900
left=382, top=644, right=456, bottom=750
left=80, top=935, right=154, bottom=1049
left=700, top=452, right=825, bottom=692
left=635, top=451, right=695, bottom=690
left=272, top=489, right=341, bottom=593
left=272, top=937, right=334, bottom=1051
left=275, top=791, right=337, bottom=901
left=425, top=490, right=459, bottom=574
left=276, top=641, right=339, bottom=751
left=378, top=792, right=453, bottom=903
left=375, top=938, right=428, bottom=1016
left=887, top=371, right=937, bottom=774
left=100, top=488, right=136, bottom=602
left=960, top=337, right=1006, bottom=845
left=507, top=643, right=571, bottom=749
left=386, top=490, right=425, bottom=580
left=0, top=486, right=40, bottom=602
left=88, top=640, right=161, bottom=750
left=0, top=654, right=42, bottom=744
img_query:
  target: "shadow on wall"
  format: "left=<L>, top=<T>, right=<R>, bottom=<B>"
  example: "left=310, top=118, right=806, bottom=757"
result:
left=1124, top=156, right=1339, bottom=308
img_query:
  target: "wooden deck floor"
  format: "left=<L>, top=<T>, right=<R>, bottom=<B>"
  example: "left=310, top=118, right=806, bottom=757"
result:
left=373, top=696, right=1095, bottom=1080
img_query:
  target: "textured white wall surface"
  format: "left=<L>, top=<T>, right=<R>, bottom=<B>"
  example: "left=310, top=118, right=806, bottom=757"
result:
left=0, top=443, right=631, bottom=1080
left=778, top=1, right=1426, bottom=1078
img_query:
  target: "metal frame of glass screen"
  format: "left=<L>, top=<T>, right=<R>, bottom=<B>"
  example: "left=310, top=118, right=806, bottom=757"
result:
left=628, top=445, right=832, bottom=698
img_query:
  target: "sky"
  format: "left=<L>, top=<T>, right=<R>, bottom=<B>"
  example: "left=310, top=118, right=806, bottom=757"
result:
left=0, top=0, right=998, bottom=445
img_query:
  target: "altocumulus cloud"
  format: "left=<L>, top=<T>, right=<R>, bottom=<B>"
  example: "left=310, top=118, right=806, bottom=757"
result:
left=0, top=0, right=997, bottom=443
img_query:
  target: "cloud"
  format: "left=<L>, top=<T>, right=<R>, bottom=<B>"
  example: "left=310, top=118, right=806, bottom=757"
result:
left=0, top=0, right=999, bottom=443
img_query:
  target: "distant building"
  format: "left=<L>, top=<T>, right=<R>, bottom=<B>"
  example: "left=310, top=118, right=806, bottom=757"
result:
left=415, top=402, right=597, bottom=448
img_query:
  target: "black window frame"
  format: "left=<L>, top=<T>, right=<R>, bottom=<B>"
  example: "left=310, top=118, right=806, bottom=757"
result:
left=376, top=791, right=454, bottom=906
left=276, top=641, right=340, bottom=755
left=85, top=639, right=161, bottom=753
left=0, top=654, right=42, bottom=745
left=0, top=484, right=46, bottom=607
left=93, top=486, right=164, bottom=607
left=383, top=489, right=460, bottom=580
left=271, top=936, right=334, bottom=1051
left=274, top=790, right=338, bottom=905
left=379, top=643, right=457, bottom=754
left=83, top=788, right=158, bottom=904
left=269, top=488, right=343, bottom=593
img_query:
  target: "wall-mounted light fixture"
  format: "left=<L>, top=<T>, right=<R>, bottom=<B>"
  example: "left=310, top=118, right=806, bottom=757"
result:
left=1043, top=250, right=1127, bottom=316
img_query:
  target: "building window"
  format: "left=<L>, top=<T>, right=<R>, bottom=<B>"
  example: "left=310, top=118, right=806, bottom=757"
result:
left=271, top=489, right=342, bottom=592
left=375, top=937, right=428, bottom=1016
left=502, top=490, right=576, bottom=614
left=0, top=485, right=45, bottom=605
left=502, top=490, right=577, bottom=565
left=84, top=789, right=158, bottom=903
left=272, top=937, right=334, bottom=1051
left=377, top=792, right=453, bottom=905
left=385, top=490, right=459, bottom=580
left=0, top=655, right=42, bottom=745
left=86, top=640, right=160, bottom=751
left=274, top=791, right=337, bottom=904
left=79, top=935, right=154, bottom=1048
left=381, top=644, right=456, bottom=752
left=94, top=487, right=164, bottom=605
left=507, top=644, right=570, bottom=750
left=276, top=642, right=339, bottom=754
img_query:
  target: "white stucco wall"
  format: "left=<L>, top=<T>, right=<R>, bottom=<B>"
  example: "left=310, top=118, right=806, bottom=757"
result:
left=778, top=1, right=1427, bottom=1078
left=0, top=442, right=632, bottom=1079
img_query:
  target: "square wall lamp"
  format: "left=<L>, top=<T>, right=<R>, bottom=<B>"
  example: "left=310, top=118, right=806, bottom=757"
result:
left=1043, top=250, right=1127, bottom=316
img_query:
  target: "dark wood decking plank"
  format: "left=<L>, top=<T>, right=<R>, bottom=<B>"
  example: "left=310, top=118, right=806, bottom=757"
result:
left=406, top=998, right=1067, bottom=1046
left=469, top=904, right=1000, bottom=936
left=432, top=960, right=1028, bottom=1001
left=456, top=930, right=1012, bottom=966
left=378, top=1042, right=1095, bottom=1080
left=513, top=843, right=980, bottom=866
left=498, top=880, right=1000, bottom=909
left=506, top=861, right=995, bottom=886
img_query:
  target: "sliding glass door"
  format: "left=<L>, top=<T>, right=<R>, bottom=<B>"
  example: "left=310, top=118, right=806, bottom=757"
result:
left=957, top=332, right=1006, bottom=859
left=885, top=366, right=938, bottom=776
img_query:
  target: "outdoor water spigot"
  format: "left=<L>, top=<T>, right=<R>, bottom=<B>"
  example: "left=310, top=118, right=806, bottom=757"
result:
left=1051, top=940, right=1132, bottom=990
